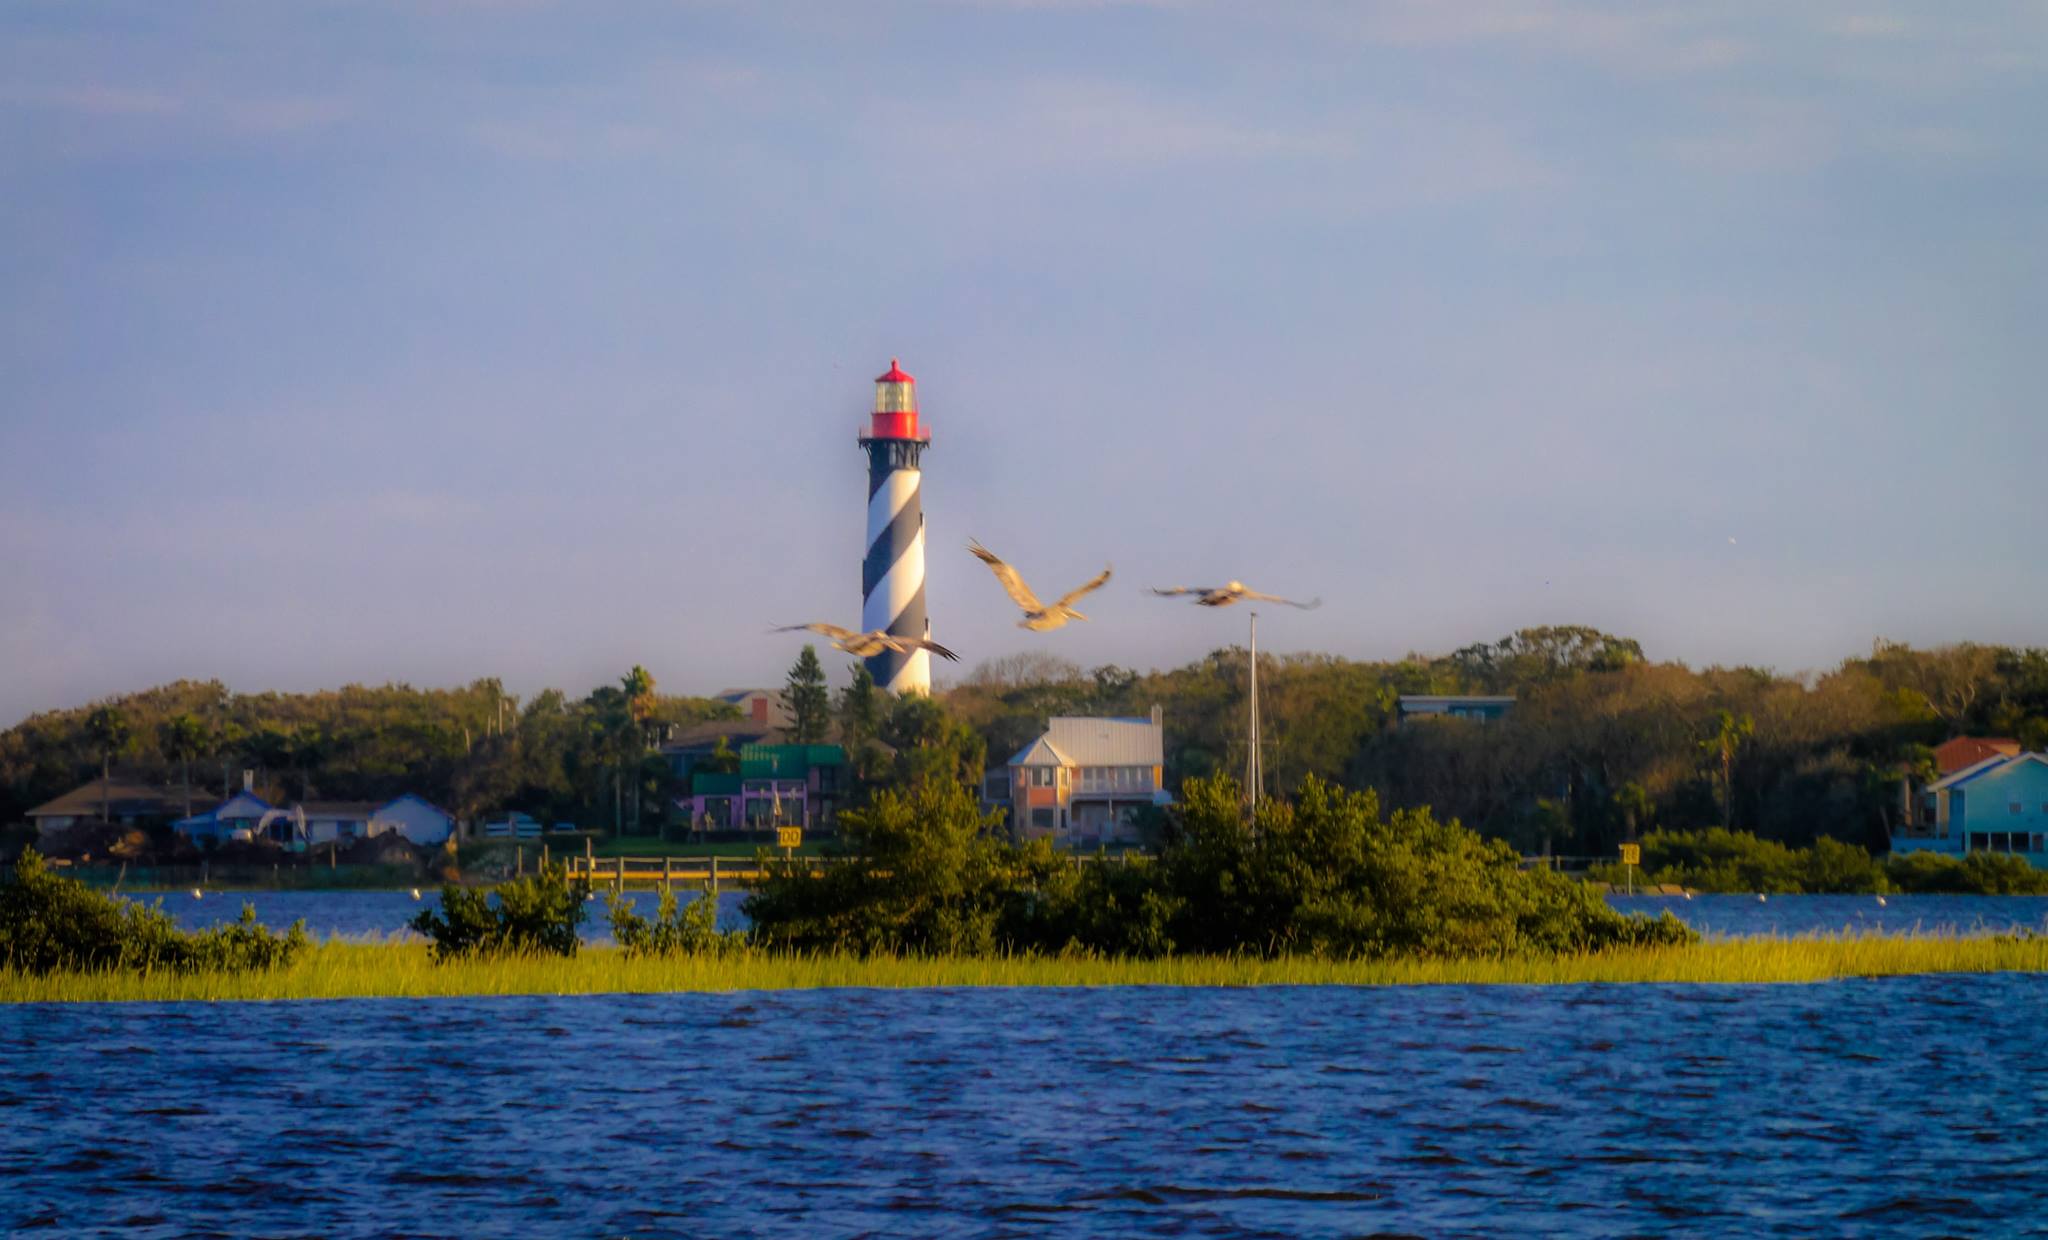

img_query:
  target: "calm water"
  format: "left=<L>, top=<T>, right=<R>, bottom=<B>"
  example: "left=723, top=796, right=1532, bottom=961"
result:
left=132, top=889, right=2048, bottom=942
left=5, top=978, right=2046, bottom=1236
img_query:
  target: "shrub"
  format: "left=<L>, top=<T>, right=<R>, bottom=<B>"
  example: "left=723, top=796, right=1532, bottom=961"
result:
left=1592, top=828, right=1892, bottom=894
left=410, top=863, right=589, bottom=960
left=1148, top=776, right=1692, bottom=958
left=606, top=888, right=737, bottom=957
left=744, top=775, right=1694, bottom=959
left=0, top=847, right=307, bottom=975
left=744, top=780, right=1018, bottom=955
left=1885, top=850, right=2048, bottom=895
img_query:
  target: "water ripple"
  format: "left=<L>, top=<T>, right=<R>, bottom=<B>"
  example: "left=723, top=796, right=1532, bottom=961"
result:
left=6, top=976, right=2048, bottom=1235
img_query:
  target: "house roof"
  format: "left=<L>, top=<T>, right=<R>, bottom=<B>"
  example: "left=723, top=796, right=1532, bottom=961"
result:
left=1007, top=736, right=1071, bottom=767
left=661, top=719, right=787, bottom=752
left=1928, top=752, right=2048, bottom=792
left=1048, top=717, right=1163, bottom=766
left=297, top=801, right=384, bottom=818
left=1009, top=717, right=1164, bottom=768
left=375, top=793, right=454, bottom=820
left=174, top=791, right=274, bottom=826
left=741, top=744, right=846, bottom=779
left=1934, top=736, right=2022, bottom=776
left=27, top=777, right=190, bottom=818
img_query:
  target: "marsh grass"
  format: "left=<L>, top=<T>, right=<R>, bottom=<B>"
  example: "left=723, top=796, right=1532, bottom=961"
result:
left=6, top=934, right=2048, bottom=1003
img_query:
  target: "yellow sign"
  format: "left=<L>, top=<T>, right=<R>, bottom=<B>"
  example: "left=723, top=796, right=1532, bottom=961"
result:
left=1620, top=843, right=1641, bottom=866
left=777, top=827, right=803, bottom=850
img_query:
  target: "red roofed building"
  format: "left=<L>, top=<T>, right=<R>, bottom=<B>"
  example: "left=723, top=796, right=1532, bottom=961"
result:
left=1935, top=737, right=2021, bottom=777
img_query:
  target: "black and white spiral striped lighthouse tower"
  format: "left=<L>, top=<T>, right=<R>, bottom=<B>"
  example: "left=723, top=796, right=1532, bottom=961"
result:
left=858, top=358, right=933, bottom=695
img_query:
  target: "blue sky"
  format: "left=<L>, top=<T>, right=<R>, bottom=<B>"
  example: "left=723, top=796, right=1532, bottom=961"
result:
left=3, top=0, right=2044, bottom=723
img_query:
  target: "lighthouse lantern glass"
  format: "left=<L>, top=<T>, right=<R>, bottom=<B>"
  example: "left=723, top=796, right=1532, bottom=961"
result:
left=875, top=381, right=915, bottom=414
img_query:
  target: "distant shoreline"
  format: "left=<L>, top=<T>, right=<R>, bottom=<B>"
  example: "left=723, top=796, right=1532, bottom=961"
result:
left=8, top=936, right=2047, bottom=1004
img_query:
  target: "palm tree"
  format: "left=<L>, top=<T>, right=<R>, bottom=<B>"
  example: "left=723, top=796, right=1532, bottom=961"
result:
left=1614, top=781, right=1654, bottom=842
left=584, top=687, right=635, bottom=834
left=84, top=705, right=133, bottom=822
left=1700, top=710, right=1755, bottom=830
left=158, top=713, right=208, bottom=817
left=620, top=666, right=658, bottom=832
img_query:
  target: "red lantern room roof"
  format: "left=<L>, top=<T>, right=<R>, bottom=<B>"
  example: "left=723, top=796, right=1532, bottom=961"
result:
left=876, top=357, right=915, bottom=385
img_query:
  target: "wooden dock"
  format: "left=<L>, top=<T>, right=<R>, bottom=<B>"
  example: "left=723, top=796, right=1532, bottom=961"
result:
left=561, top=854, right=827, bottom=890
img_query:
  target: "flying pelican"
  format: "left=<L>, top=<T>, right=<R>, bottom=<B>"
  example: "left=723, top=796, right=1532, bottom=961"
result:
left=1149, top=581, right=1321, bottom=610
left=772, top=623, right=959, bottom=662
left=967, top=540, right=1112, bottom=631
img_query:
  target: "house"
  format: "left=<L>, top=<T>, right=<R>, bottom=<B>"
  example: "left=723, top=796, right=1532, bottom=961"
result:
left=26, top=777, right=198, bottom=840
left=369, top=794, right=456, bottom=845
left=715, top=688, right=794, bottom=729
left=1397, top=695, right=1515, bottom=725
left=173, top=790, right=280, bottom=845
left=173, top=792, right=455, bottom=849
left=1000, top=709, right=1168, bottom=848
left=677, top=744, right=848, bottom=833
left=660, top=718, right=789, bottom=779
left=1904, top=738, right=2026, bottom=828
left=1893, top=752, right=2048, bottom=865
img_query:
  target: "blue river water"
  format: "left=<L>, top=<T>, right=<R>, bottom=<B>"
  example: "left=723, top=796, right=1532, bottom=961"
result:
left=4, top=978, right=2045, bottom=1236
left=121, top=888, right=2048, bottom=942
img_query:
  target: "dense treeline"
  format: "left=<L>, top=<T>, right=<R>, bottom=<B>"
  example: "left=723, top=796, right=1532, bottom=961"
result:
left=8, top=629, right=2044, bottom=859
left=741, top=774, right=1692, bottom=958
left=0, top=675, right=735, bottom=830
left=1588, top=828, right=2048, bottom=895
left=942, top=630, right=2048, bottom=855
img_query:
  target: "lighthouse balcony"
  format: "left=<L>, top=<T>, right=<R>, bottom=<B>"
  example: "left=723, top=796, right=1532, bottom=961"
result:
left=857, top=421, right=930, bottom=445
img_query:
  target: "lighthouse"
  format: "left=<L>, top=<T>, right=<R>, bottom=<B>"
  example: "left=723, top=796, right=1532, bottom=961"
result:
left=859, top=358, right=933, bottom=695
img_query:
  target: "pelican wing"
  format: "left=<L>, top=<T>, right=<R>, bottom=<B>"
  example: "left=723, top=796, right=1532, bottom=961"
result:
left=968, top=540, right=1043, bottom=612
left=1241, top=590, right=1322, bottom=610
left=773, top=622, right=860, bottom=641
left=1053, top=565, right=1113, bottom=609
left=915, top=637, right=961, bottom=662
left=1149, top=585, right=1216, bottom=598
left=881, top=634, right=961, bottom=662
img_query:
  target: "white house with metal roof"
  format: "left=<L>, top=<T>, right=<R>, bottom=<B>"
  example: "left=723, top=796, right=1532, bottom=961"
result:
left=1001, top=708, right=1169, bottom=847
left=173, top=791, right=454, bottom=849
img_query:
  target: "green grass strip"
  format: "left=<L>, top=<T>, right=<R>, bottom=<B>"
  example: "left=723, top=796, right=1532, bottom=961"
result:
left=7, top=935, right=2048, bottom=1003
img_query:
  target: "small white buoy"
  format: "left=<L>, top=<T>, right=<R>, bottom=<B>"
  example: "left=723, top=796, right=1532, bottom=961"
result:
left=1756, top=893, right=1767, bottom=903
left=410, top=888, right=422, bottom=901
left=1683, top=891, right=1693, bottom=901
left=191, top=889, right=202, bottom=900
left=1876, top=895, right=1887, bottom=907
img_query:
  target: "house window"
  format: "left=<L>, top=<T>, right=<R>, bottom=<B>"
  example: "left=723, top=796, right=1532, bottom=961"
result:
left=2013, top=801, right=2024, bottom=815
left=1030, top=808, right=1054, bottom=830
left=1031, top=767, right=1054, bottom=787
left=2034, top=834, right=2045, bottom=853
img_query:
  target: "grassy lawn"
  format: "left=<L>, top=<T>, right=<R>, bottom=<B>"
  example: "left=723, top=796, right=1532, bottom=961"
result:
left=8, top=935, right=2048, bottom=1003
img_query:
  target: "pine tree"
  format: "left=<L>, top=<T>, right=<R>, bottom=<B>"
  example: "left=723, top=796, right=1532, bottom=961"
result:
left=838, top=664, right=879, bottom=746
left=783, top=646, right=831, bottom=745
left=837, top=663, right=882, bottom=781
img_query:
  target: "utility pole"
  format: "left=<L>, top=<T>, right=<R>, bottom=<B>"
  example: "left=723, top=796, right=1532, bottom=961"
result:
left=1245, top=611, right=1262, bottom=811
